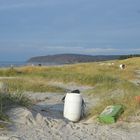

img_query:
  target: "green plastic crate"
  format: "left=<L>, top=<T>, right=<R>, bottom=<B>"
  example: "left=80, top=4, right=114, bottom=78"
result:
left=99, top=105, right=124, bottom=124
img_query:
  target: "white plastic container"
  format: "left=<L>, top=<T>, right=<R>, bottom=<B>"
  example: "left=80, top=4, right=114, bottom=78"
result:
left=63, top=93, right=82, bottom=122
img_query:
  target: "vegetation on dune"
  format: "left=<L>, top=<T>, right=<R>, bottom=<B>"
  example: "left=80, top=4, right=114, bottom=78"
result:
left=88, top=80, right=140, bottom=120
left=0, top=68, right=23, bottom=76
left=119, top=54, right=140, bottom=60
left=0, top=57, right=140, bottom=122
left=1, top=78, right=65, bottom=93
left=0, top=57, right=139, bottom=82
left=0, top=91, right=32, bottom=124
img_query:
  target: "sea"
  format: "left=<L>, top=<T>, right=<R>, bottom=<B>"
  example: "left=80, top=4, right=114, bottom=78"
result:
left=0, top=61, right=27, bottom=68
left=0, top=61, right=61, bottom=68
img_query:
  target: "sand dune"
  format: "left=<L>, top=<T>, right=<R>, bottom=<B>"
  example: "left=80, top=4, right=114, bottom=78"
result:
left=0, top=83, right=140, bottom=140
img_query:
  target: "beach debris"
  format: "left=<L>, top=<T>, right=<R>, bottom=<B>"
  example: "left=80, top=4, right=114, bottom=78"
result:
left=38, top=63, right=42, bottom=66
left=120, top=64, right=126, bottom=70
left=62, top=89, right=85, bottom=111
left=63, top=90, right=85, bottom=122
left=10, top=64, right=14, bottom=69
left=98, top=105, right=124, bottom=124
left=99, top=62, right=115, bottom=66
left=62, top=89, right=80, bottom=102
left=71, top=89, right=80, bottom=93
left=135, top=96, right=140, bottom=103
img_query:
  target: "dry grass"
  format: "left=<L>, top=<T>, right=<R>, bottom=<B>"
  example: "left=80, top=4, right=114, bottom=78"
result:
left=0, top=91, right=32, bottom=122
left=0, top=78, right=65, bottom=93
left=0, top=57, right=139, bottom=84
left=88, top=80, right=140, bottom=120
left=0, top=57, right=140, bottom=121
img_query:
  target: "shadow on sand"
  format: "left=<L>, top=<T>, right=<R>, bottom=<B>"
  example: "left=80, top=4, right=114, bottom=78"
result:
left=31, top=103, right=65, bottom=120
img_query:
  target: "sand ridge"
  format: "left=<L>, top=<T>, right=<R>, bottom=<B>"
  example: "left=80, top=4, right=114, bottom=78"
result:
left=0, top=83, right=140, bottom=140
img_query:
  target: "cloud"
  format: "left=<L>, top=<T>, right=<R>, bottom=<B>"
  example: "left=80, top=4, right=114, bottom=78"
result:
left=0, top=0, right=81, bottom=10
left=83, top=48, right=118, bottom=53
left=1, top=40, right=140, bottom=55
left=0, top=41, right=140, bottom=61
left=32, top=45, right=140, bottom=55
left=0, top=1, right=46, bottom=10
left=84, top=47, right=140, bottom=53
left=0, top=2, right=31, bottom=10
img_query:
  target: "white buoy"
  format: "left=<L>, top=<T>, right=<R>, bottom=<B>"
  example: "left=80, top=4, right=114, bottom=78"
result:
left=63, top=93, right=83, bottom=122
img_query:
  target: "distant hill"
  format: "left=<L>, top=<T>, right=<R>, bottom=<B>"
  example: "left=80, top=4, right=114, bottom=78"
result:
left=27, top=54, right=121, bottom=65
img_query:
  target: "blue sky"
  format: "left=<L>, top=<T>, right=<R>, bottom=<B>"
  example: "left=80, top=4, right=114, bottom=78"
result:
left=0, top=0, right=140, bottom=61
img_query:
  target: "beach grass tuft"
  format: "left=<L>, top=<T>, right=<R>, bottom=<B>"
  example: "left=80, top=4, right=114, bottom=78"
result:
left=0, top=91, right=32, bottom=123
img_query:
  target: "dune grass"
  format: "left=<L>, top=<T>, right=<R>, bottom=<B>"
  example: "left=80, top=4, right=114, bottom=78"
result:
left=87, top=80, right=140, bottom=120
left=0, top=57, right=140, bottom=122
left=0, top=57, right=139, bottom=84
left=0, top=91, right=32, bottom=123
left=0, top=78, right=65, bottom=93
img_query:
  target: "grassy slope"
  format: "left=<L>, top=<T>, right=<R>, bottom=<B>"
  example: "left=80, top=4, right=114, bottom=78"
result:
left=0, top=91, right=32, bottom=126
left=0, top=57, right=140, bottom=121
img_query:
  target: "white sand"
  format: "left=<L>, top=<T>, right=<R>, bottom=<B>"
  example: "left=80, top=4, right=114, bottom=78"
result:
left=0, top=83, right=140, bottom=140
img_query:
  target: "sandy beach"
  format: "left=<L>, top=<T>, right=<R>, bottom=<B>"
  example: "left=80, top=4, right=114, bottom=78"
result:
left=0, top=83, right=139, bottom=140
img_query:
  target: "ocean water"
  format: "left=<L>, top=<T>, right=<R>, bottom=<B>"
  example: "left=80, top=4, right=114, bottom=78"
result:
left=0, top=61, right=27, bottom=67
left=0, top=61, right=60, bottom=68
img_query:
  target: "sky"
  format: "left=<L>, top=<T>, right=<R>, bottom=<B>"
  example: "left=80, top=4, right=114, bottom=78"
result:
left=0, top=0, right=140, bottom=61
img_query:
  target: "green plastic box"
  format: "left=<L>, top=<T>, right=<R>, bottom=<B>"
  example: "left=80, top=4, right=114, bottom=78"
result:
left=98, top=105, right=124, bottom=124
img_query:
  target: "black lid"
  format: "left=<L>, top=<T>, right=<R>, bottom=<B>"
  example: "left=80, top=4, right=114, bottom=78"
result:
left=71, top=89, right=80, bottom=94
